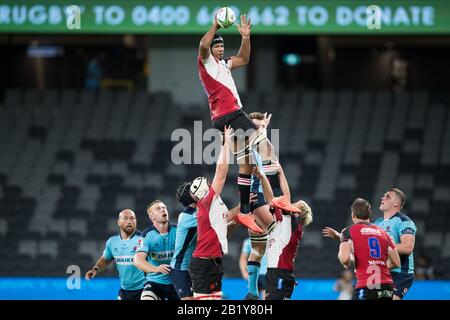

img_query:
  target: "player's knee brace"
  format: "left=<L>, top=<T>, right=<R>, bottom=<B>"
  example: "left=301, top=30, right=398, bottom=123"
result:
left=249, top=231, right=268, bottom=243
left=141, top=290, right=161, bottom=300
left=267, top=221, right=276, bottom=234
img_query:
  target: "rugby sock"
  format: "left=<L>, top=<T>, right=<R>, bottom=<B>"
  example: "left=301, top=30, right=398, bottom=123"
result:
left=238, top=173, right=252, bottom=214
left=262, top=161, right=283, bottom=197
left=247, top=261, right=261, bottom=297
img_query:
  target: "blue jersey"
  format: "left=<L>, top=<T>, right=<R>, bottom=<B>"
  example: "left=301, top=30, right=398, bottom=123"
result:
left=137, top=225, right=177, bottom=285
left=170, top=206, right=198, bottom=271
left=103, top=231, right=146, bottom=290
left=374, top=212, right=417, bottom=274
left=241, top=238, right=268, bottom=275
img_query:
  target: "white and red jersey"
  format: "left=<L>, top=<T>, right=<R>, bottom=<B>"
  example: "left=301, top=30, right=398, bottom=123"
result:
left=193, top=186, right=229, bottom=258
left=198, top=54, right=242, bottom=121
left=267, top=209, right=303, bottom=271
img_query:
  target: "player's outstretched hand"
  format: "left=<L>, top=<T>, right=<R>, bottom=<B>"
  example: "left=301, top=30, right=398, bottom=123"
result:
left=158, top=264, right=171, bottom=275
left=270, top=160, right=282, bottom=174
left=236, top=14, right=251, bottom=37
left=322, top=227, right=341, bottom=241
left=213, top=13, right=221, bottom=29
left=263, top=112, right=272, bottom=128
left=249, top=193, right=258, bottom=205
left=85, top=269, right=97, bottom=280
left=252, top=166, right=263, bottom=179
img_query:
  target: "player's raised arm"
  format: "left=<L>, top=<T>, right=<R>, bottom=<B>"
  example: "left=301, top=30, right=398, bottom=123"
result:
left=274, top=161, right=291, bottom=202
left=252, top=166, right=274, bottom=203
left=231, top=14, right=251, bottom=70
left=199, top=16, right=220, bottom=60
left=211, top=126, right=232, bottom=195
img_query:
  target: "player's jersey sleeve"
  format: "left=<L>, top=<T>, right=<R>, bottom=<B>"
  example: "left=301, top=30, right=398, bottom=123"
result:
left=241, top=239, right=251, bottom=255
left=136, top=233, right=151, bottom=254
left=340, top=227, right=352, bottom=243
left=398, top=220, right=417, bottom=236
left=102, top=238, right=114, bottom=260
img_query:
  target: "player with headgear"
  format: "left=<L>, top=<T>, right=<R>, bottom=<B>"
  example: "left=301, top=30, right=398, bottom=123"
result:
left=197, top=11, right=297, bottom=235
left=188, top=126, right=233, bottom=300
left=169, top=182, right=197, bottom=300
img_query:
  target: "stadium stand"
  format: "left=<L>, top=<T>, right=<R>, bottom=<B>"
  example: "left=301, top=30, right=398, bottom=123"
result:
left=0, top=88, right=449, bottom=278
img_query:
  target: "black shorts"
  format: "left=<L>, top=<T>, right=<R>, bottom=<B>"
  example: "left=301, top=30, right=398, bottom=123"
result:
left=118, top=288, right=143, bottom=301
left=142, top=281, right=180, bottom=300
left=353, top=284, right=394, bottom=300
left=212, top=109, right=257, bottom=134
left=189, top=257, right=223, bottom=294
left=266, top=268, right=296, bottom=300
left=392, top=272, right=414, bottom=299
left=169, top=269, right=193, bottom=299
left=250, top=192, right=268, bottom=212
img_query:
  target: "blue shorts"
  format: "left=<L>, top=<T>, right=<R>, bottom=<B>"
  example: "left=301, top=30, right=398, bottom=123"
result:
left=143, top=281, right=180, bottom=300
left=391, top=272, right=414, bottom=299
left=169, top=269, right=193, bottom=299
left=250, top=192, right=267, bottom=212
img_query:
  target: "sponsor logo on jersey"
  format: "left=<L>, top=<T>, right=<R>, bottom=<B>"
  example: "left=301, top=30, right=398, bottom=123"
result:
left=115, top=255, right=135, bottom=265
left=360, top=227, right=382, bottom=236
left=150, top=250, right=174, bottom=261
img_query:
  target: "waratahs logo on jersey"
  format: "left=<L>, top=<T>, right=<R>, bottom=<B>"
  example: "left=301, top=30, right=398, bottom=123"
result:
left=135, top=238, right=144, bottom=251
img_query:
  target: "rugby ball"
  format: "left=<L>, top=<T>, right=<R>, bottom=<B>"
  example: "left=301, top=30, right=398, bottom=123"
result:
left=216, top=7, right=236, bottom=28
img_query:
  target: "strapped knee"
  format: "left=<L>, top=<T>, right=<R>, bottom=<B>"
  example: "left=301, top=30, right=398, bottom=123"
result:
left=250, top=231, right=268, bottom=243
left=267, top=221, right=276, bottom=234
left=141, top=290, right=161, bottom=300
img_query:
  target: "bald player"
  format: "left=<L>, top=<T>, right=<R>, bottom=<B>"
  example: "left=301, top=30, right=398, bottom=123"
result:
left=85, top=209, right=145, bottom=300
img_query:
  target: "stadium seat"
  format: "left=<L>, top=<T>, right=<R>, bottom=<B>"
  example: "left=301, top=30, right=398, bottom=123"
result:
left=1, top=88, right=449, bottom=277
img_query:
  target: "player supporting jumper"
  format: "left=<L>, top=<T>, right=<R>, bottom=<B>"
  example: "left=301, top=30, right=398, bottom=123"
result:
left=85, top=209, right=145, bottom=300
left=134, top=200, right=179, bottom=300
left=188, top=126, right=233, bottom=300
left=198, top=13, right=296, bottom=234
left=253, top=164, right=313, bottom=300
left=339, top=198, right=401, bottom=300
